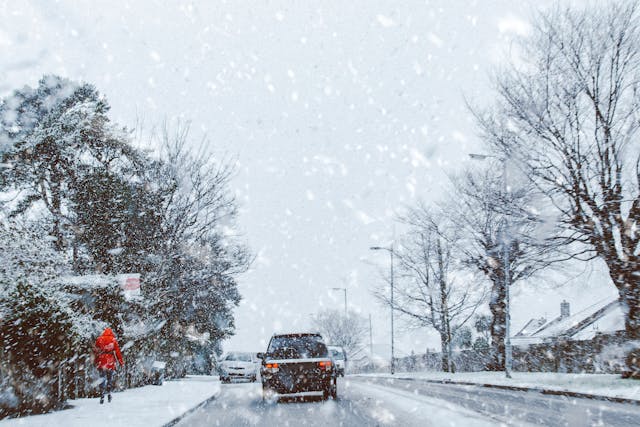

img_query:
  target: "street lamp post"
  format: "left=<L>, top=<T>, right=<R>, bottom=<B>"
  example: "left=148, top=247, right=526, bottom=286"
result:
left=369, top=314, right=373, bottom=357
left=469, top=153, right=512, bottom=379
left=370, top=244, right=395, bottom=375
left=331, top=287, right=348, bottom=317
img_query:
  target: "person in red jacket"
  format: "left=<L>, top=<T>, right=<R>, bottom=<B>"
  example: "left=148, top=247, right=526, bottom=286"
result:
left=94, top=327, right=124, bottom=404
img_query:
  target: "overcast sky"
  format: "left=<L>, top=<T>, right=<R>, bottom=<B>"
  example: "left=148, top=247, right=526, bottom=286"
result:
left=0, top=0, right=618, bottom=356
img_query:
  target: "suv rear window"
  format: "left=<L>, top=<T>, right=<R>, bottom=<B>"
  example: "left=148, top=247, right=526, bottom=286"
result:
left=268, top=334, right=328, bottom=359
left=225, top=352, right=252, bottom=362
left=329, top=348, right=345, bottom=360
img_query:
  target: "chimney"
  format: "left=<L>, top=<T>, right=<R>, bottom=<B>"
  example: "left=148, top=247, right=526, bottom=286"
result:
left=560, top=300, right=570, bottom=319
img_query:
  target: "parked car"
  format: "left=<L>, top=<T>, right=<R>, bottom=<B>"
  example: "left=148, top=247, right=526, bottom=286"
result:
left=219, top=351, right=258, bottom=383
left=327, top=346, right=347, bottom=376
left=259, top=332, right=337, bottom=401
left=150, top=360, right=166, bottom=385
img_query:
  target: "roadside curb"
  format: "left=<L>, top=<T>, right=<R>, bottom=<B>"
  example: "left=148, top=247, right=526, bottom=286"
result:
left=357, top=375, right=640, bottom=406
left=162, top=390, right=220, bottom=427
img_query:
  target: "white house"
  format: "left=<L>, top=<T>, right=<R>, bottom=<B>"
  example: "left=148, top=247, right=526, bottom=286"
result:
left=512, top=297, right=625, bottom=347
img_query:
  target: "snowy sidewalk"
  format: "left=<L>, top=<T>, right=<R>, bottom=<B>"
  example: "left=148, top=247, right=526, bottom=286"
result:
left=358, top=371, right=640, bottom=402
left=0, top=375, right=220, bottom=427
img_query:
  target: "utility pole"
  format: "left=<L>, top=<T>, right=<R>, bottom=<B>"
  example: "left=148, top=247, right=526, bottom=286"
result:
left=370, top=244, right=395, bottom=375
left=369, top=314, right=373, bottom=357
left=390, top=243, right=394, bottom=375
left=331, top=287, right=347, bottom=317
left=501, top=159, right=512, bottom=379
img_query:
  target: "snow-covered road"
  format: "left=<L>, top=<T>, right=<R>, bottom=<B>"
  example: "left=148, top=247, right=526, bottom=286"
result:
left=362, top=376, right=640, bottom=426
left=176, top=377, right=495, bottom=426
left=177, top=376, right=640, bottom=426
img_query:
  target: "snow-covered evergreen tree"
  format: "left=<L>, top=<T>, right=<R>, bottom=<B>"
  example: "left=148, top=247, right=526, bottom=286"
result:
left=0, top=77, right=250, bottom=416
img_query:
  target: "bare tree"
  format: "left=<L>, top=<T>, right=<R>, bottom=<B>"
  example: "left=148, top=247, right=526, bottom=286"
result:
left=475, top=1, right=640, bottom=374
left=311, top=309, right=368, bottom=360
left=376, top=206, right=485, bottom=372
left=447, top=165, right=561, bottom=370
left=144, top=122, right=251, bottom=375
left=155, top=121, right=240, bottom=255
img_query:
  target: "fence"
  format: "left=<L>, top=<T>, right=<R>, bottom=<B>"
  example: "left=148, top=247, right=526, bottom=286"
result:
left=512, top=332, right=628, bottom=374
left=55, top=354, right=143, bottom=403
left=0, top=345, right=168, bottom=420
left=393, top=333, right=629, bottom=374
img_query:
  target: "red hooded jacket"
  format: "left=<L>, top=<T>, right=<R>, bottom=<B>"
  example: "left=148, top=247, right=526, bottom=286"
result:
left=94, top=328, right=124, bottom=370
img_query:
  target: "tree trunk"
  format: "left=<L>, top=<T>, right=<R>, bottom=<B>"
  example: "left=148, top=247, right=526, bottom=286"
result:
left=610, top=262, right=640, bottom=376
left=617, top=268, right=640, bottom=339
left=488, top=276, right=506, bottom=371
left=439, top=330, right=451, bottom=372
left=51, top=194, right=63, bottom=251
left=436, top=237, right=453, bottom=372
left=50, top=169, right=64, bottom=252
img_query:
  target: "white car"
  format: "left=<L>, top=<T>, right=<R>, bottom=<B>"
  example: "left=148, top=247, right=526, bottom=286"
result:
left=219, top=352, right=258, bottom=383
left=328, top=346, right=347, bottom=376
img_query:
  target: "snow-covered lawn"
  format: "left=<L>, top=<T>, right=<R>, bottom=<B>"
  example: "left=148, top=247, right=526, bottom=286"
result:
left=358, top=371, right=640, bottom=401
left=0, top=375, right=220, bottom=427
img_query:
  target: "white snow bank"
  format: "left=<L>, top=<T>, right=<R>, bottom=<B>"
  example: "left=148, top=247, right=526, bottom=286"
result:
left=358, top=371, right=640, bottom=401
left=0, top=375, right=220, bottom=427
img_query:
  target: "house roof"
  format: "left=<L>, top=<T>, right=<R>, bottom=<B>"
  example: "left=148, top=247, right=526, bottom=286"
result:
left=514, top=317, right=547, bottom=337
left=512, top=297, right=623, bottom=345
left=571, top=302, right=625, bottom=340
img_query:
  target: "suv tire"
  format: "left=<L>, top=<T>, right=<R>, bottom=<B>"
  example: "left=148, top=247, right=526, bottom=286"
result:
left=322, top=386, right=330, bottom=401
left=322, top=378, right=337, bottom=400
left=262, top=385, right=277, bottom=402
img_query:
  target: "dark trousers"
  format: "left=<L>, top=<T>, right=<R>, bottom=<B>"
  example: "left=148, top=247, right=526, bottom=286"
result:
left=98, top=369, right=115, bottom=397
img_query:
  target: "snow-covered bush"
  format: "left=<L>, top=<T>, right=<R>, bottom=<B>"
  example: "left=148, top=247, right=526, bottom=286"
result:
left=0, top=224, right=74, bottom=417
left=0, top=281, right=78, bottom=416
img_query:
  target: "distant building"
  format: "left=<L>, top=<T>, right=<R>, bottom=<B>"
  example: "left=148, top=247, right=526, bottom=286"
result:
left=512, top=297, right=624, bottom=347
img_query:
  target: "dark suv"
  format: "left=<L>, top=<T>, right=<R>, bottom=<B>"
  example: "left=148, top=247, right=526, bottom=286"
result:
left=258, top=333, right=337, bottom=400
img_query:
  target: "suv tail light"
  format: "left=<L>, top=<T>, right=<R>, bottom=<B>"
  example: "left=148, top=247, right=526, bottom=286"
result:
left=318, top=360, right=332, bottom=371
left=265, top=362, right=279, bottom=373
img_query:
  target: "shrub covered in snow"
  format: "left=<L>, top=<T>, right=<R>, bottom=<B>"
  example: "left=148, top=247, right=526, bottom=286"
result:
left=0, top=282, right=78, bottom=416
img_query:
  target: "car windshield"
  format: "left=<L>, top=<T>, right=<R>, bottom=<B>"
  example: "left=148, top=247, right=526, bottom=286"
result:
left=330, top=349, right=345, bottom=360
left=224, top=352, right=252, bottom=362
left=268, top=335, right=328, bottom=359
